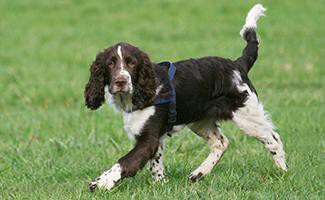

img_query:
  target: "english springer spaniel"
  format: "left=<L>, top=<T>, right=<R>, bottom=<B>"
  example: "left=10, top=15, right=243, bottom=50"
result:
left=85, top=4, right=287, bottom=191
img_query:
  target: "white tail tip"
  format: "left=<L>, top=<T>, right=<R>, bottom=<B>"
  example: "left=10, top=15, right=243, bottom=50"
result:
left=240, top=4, right=266, bottom=38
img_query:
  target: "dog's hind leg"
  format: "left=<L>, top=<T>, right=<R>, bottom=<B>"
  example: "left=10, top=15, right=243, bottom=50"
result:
left=188, top=120, right=229, bottom=182
left=148, top=141, right=164, bottom=181
left=232, top=88, right=287, bottom=171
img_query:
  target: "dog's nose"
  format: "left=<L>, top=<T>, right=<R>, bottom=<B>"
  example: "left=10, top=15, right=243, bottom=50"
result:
left=114, top=77, right=127, bottom=87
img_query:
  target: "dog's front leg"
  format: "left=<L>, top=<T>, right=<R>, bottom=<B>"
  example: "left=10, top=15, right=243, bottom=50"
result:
left=89, top=134, right=159, bottom=191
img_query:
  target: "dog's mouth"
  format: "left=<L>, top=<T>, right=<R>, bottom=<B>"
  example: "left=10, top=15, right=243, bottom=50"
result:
left=110, top=90, right=131, bottom=96
left=109, top=85, right=132, bottom=95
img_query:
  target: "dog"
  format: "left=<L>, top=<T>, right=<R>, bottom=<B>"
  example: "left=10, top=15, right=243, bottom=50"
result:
left=84, top=4, right=287, bottom=191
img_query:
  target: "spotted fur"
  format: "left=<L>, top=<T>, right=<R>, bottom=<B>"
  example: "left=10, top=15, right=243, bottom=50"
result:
left=149, top=142, right=165, bottom=181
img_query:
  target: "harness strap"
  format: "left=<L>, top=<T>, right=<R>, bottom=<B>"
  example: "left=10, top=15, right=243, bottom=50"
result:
left=155, top=61, right=177, bottom=132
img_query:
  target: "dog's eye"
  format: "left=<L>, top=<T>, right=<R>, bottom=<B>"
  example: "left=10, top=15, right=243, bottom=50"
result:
left=107, top=60, right=114, bottom=68
left=126, top=58, right=136, bottom=68
left=128, top=61, right=135, bottom=68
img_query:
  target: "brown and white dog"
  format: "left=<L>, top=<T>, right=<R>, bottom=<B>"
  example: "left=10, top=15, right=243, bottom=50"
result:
left=84, top=4, right=287, bottom=191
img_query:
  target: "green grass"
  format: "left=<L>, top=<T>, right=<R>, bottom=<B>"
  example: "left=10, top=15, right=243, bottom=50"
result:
left=0, top=0, right=324, bottom=199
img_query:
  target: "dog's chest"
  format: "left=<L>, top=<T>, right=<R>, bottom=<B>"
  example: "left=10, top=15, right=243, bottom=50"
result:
left=123, top=106, right=155, bottom=140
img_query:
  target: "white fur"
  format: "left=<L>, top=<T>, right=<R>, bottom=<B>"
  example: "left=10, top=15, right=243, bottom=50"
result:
left=123, top=106, right=155, bottom=140
left=90, top=163, right=122, bottom=190
left=240, top=4, right=266, bottom=38
left=232, top=70, right=252, bottom=95
left=117, top=45, right=123, bottom=60
left=232, top=71, right=275, bottom=136
left=155, top=84, right=163, bottom=95
left=232, top=71, right=287, bottom=171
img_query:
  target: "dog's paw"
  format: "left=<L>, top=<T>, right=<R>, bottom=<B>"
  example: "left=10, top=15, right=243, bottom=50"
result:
left=275, top=158, right=288, bottom=172
left=151, top=168, right=164, bottom=181
left=89, top=163, right=122, bottom=192
left=88, top=175, right=119, bottom=191
left=88, top=181, right=97, bottom=192
left=189, top=172, right=203, bottom=183
left=152, top=173, right=165, bottom=182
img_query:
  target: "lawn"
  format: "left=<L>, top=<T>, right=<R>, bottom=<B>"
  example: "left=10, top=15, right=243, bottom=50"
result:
left=0, top=0, right=324, bottom=199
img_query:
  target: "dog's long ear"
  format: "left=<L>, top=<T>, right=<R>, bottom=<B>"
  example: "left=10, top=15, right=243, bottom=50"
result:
left=132, top=51, right=157, bottom=109
left=84, top=51, right=108, bottom=110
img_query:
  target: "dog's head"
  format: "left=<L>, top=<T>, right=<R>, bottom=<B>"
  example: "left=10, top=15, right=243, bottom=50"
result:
left=84, top=43, right=157, bottom=110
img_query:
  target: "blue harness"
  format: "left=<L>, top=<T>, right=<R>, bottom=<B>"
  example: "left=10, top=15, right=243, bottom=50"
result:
left=154, top=61, right=177, bottom=132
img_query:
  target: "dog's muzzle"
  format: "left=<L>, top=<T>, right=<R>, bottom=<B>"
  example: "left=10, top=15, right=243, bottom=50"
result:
left=110, top=75, right=131, bottom=94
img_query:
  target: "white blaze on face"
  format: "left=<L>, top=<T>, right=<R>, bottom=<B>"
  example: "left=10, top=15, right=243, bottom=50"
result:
left=117, top=45, right=123, bottom=64
left=116, top=45, right=133, bottom=93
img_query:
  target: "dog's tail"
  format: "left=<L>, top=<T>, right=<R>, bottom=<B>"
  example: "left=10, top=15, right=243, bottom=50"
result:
left=235, top=4, right=266, bottom=73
